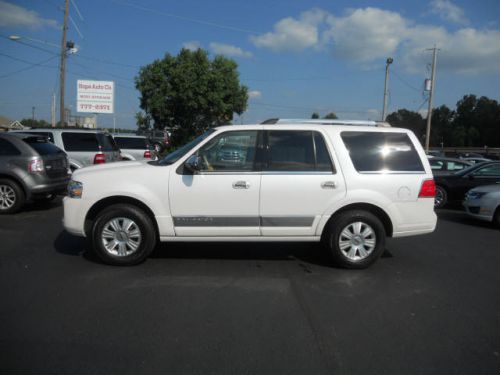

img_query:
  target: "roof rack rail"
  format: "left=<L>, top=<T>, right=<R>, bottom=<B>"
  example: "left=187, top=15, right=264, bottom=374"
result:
left=261, top=118, right=391, bottom=127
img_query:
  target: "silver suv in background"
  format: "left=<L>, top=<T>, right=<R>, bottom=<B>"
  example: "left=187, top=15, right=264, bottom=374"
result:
left=0, top=133, right=70, bottom=214
left=111, top=133, right=155, bottom=161
left=10, top=129, right=121, bottom=171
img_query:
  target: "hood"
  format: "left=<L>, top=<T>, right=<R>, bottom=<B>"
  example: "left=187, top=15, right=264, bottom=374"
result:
left=469, top=184, right=500, bottom=194
left=72, top=160, right=156, bottom=179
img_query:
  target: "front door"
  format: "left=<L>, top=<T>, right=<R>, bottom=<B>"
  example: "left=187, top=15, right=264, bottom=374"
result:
left=169, top=130, right=261, bottom=237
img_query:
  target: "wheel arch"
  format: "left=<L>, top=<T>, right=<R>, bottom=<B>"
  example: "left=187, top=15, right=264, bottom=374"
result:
left=321, top=203, right=393, bottom=240
left=0, top=173, right=27, bottom=198
left=84, top=195, right=159, bottom=238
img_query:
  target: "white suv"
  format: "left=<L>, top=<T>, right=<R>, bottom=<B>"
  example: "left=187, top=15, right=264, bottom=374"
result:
left=63, top=121, right=437, bottom=268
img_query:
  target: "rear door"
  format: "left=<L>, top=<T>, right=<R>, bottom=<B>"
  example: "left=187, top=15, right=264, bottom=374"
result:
left=259, top=130, right=345, bottom=236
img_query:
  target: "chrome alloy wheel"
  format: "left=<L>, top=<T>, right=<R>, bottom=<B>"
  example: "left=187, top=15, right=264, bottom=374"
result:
left=101, top=217, right=142, bottom=257
left=338, top=221, right=377, bottom=261
left=0, top=184, right=16, bottom=210
left=434, top=188, right=444, bottom=208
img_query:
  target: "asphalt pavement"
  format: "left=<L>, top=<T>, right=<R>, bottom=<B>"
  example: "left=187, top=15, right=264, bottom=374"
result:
left=1, top=198, right=499, bottom=375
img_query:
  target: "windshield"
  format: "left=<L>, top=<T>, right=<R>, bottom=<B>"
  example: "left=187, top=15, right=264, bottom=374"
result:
left=159, top=129, right=215, bottom=165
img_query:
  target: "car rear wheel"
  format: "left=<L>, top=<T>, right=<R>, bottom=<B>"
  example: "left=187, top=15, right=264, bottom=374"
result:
left=325, top=210, right=386, bottom=269
left=494, top=208, right=500, bottom=228
left=91, top=204, right=157, bottom=265
left=0, top=179, right=25, bottom=214
left=434, top=186, right=448, bottom=209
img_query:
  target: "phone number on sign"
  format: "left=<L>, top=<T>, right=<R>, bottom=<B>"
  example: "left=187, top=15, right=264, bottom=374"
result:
left=78, top=103, right=112, bottom=111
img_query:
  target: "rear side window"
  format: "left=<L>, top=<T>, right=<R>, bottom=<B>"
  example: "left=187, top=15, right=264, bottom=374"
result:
left=62, top=133, right=99, bottom=151
left=341, top=131, right=424, bottom=173
left=265, top=131, right=334, bottom=172
left=23, top=138, right=64, bottom=155
left=0, top=138, right=21, bottom=155
left=114, top=137, right=148, bottom=150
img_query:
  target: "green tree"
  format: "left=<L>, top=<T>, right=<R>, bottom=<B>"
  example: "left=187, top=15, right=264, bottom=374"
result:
left=386, top=109, right=426, bottom=142
left=430, top=105, right=454, bottom=147
left=311, top=112, right=319, bottom=119
left=135, top=48, right=248, bottom=145
left=324, top=112, right=338, bottom=119
left=20, top=118, right=50, bottom=128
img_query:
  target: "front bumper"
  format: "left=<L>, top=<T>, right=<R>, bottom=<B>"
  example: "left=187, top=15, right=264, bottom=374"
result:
left=463, top=201, right=494, bottom=222
left=63, top=196, right=91, bottom=237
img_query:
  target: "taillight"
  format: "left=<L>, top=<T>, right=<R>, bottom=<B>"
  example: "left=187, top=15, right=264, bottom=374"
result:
left=419, top=179, right=436, bottom=198
left=94, top=152, right=106, bottom=164
left=144, top=150, right=151, bottom=159
left=28, top=158, right=44, bottom=173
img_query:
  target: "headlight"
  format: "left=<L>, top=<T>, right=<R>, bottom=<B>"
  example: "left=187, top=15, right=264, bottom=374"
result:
left=465, top=191, right=487, bottom=200
left=68, top=180, right=83, bottom=199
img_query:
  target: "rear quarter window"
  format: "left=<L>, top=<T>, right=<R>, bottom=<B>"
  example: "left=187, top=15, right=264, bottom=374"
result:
left=62, top=133, right=100, bottom=152
left=341, top=131, right=424, bottom=173
left=23, top=138, right=65, bottom=155
left=0, top=138, right=21, bottom=155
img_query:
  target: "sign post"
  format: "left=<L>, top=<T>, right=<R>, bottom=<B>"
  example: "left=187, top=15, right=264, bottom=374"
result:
left=77, top=80, right=114, bottom=114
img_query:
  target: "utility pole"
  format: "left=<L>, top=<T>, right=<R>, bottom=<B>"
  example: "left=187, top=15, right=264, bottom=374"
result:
left=425, top=46, right=439, bottom=153
left=32, top=106, right=35, bottom=121
left=51, top=93, right=56, bottom=127
left=382, top=57, right=393, bottom=121
left=59, top=0, right=69, bottom=127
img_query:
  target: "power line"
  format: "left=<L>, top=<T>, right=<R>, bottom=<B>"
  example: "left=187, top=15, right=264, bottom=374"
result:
left=110, top=0, right=260, bottom=35
left=0, top=54, right=59, bottom=79
left=392, top=69, right=422, bottom=92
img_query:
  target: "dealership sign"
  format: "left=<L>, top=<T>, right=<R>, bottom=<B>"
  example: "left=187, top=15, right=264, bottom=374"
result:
left=77, top=80, right=114, bottom=114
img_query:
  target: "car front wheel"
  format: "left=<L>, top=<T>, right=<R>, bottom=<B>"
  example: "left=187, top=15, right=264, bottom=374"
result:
left=325, top=210, right=386, bottom=269
left=91, top=204, right=157, bottom=265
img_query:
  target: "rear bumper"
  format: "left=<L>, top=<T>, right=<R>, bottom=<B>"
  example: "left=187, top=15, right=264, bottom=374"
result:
left=24, top=175, right=70, bottom=199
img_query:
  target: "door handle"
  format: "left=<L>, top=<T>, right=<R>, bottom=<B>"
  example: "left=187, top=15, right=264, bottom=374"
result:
left=321, top=181, right=337, bottom=189
left=233, top=181, right=250, bottom=189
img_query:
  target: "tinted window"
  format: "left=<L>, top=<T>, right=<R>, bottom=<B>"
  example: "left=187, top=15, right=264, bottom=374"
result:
left=196, top=131, right=258, bottom=171
left=266, top=131, right=333, bottom=172
left=114, top=137, right=148, bottom=150
left=23, top=138, right=65, bottom=155
left=429, top=160, right=444, bottom=170
left=24, top=131, right=54, bottom=143
left=99, top=134, right=119, bottom=152
left=62, top=133, right=100, bottom=151
left=341, top=131, right=424, bottom=172
left=473, top=164, right=500, bottom=177
left=0, top=138, right=21, bottom=155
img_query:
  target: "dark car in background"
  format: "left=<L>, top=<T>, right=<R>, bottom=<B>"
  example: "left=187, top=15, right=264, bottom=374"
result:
left=0, top=133, right=70, bottom=214
left=428, top=156, right=472, bottom=175
left=434, top=161, right=500, bottom=208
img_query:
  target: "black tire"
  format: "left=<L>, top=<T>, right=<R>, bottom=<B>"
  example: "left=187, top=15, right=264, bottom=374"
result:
left=325, top=210, right=386, bottom=269
left=0, top=179, right=25, bottom=214
left=434, top=185, right=448, bottom=209
left=153, top=143, right=163, bottom=153
left=91, top=204, right=157, bottom=265
left=494, top=208, right=500, bottom=228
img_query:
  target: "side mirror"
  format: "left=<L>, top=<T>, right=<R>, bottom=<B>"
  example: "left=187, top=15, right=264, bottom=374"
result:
left=184, top=155, right=201, bottom=173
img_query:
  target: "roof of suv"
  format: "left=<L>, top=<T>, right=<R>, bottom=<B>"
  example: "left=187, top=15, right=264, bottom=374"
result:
left=10, top=128, right=109, bottom=134
left=214, top=123, right=406, bottom=133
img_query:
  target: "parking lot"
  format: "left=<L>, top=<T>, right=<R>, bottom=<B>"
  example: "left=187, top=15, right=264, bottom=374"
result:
left=1, top=198, right=499, bottom=375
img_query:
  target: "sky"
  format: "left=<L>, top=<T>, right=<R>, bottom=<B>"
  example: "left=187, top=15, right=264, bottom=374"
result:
left=0, top=0, right=499, bottom=129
